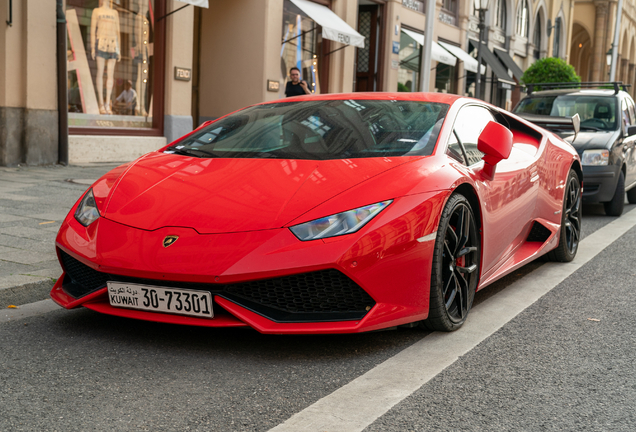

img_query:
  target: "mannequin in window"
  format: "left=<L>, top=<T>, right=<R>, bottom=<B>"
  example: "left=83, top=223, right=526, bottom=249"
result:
left=91, top=0, right=121, bottom=115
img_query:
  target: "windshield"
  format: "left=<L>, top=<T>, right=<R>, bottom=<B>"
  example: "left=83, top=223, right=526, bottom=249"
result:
left=514, top=95, right=618, bottom=131
left=166, top=100, right=449, bottom=160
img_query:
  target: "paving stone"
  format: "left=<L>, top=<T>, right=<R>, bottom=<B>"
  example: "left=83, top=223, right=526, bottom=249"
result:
left=0, top=273, right=50, bottom=290
left=0, top=226, right=57, bottom=241
left=0, top=249, right=56, bottom=265
left=0, top=164, right=117, bottom=303
left=0, top=234, right=50, bottom=250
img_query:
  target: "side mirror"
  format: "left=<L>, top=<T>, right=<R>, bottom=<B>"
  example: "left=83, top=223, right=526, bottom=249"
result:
left=627, top=125, right=636, bottom=137
left=477, top=121, right=513, bottom=180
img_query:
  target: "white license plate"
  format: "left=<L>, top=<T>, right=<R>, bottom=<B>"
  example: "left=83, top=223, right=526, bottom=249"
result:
left=107, top=282, right=213, bottom=319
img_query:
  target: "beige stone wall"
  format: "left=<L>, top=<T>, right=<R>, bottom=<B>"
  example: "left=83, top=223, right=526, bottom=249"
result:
left=0, top=0, right=57, bottom=110
left=328, top=0, right=358, bottom=93
left=198, top=0, right=273, bottom=120
left=263, top=0, right=285, bottom=102
left=164, top=0, right=194, bottom=117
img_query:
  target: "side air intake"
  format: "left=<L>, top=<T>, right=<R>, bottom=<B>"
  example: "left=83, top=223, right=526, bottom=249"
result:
left=526, top=221, right=553, bottom=243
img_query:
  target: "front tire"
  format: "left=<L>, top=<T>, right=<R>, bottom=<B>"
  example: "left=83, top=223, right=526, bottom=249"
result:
left=546, top=169, right=581, bottom=262
left=603, top=170, right=625, bottom=216
left=423, top=194, right=480, bottom=332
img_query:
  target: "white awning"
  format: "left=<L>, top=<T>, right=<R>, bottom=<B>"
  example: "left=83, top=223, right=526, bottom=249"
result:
left=437, top=41, right=486, bottom=74
left=290, top=0, right=365, bottom=48
left=401, top=28, right=457, bottom=67
left=175, top=0, right=209, bottom=7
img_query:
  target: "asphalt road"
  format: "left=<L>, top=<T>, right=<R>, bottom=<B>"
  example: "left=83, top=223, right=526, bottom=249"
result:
left=0, top=203, right=634, bottom=431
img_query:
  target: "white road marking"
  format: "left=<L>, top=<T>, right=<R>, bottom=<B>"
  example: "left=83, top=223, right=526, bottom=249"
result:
left=269, top=208, right=636, bottom=432
left=0, top=299, right=60, bottom=323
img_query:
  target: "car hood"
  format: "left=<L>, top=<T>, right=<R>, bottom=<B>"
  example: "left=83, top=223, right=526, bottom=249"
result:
left=102, top=152, right=417, bottom=233
left=564, top=130, right=618, bottom=152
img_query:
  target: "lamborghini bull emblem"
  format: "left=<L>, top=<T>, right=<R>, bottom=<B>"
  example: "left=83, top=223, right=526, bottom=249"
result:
left=163, top=235, right=179, bottom=248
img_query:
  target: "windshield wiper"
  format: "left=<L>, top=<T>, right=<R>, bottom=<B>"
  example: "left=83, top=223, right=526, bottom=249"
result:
left=165, top=147, right=216, bottom=158
left=579, top=126, right=602, bottom=131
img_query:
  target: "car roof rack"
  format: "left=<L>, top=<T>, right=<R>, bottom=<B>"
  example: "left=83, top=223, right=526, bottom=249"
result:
left=525, top=81, right=631, bottom=95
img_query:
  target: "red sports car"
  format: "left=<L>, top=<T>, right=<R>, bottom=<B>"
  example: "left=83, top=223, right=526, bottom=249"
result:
left=51, top=93, right=581, bottom=333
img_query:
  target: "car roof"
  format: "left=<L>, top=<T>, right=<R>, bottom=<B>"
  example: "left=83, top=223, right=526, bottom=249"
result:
left=266, top=92, right=464, bottom=105
left=524, top=89, right=628, bottom=98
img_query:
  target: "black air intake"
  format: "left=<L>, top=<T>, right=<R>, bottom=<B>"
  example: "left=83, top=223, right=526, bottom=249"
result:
left=59, top=250, right=374, bottom=322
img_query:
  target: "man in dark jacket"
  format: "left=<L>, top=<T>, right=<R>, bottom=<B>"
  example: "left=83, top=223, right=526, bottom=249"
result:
left=285, top=67, right=312, bottom=97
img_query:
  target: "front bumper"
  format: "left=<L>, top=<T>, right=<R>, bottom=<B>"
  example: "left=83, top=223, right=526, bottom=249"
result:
left=51, top=191, right=448, bottom=334
left=582, top=164, right=621, bottom=203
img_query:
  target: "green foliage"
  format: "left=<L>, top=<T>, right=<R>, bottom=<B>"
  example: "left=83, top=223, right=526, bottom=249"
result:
left=397, top=82, right=411, bottom=92
left=521, top=58, right=581, bottom=90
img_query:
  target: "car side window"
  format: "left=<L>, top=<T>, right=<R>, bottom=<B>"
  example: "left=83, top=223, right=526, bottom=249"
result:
left=622, top=99, right=631, bottom=132
left=626, top=98, right=636, bottom=126
left=453, top=105, right=494, bottom=166
left=446, top=131, right=467, bottom=165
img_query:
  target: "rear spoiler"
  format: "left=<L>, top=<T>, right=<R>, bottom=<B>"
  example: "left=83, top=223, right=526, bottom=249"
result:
left=517, top=113, right=580, bottom=142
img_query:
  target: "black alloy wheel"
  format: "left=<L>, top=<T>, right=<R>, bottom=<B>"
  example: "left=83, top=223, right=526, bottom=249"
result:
left=546, top=169, right=581, bottom=262
left=423, top=194, right=480, bottom=332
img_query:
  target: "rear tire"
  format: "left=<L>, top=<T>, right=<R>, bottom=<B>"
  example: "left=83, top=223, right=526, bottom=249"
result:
left=546, top=169, right=581, bottom=262
left=603, top=171, right=625, bottom=216
left=422, top=194, right=480, bottom=332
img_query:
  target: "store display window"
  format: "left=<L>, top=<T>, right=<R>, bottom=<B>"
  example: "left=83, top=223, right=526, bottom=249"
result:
left=66, top=0, right=164, bottom=132
left=281, top=0, right=325, bottom=95
left=435, top=63, right=457, bottom=93
left=397, top=30, right=421, bottom=92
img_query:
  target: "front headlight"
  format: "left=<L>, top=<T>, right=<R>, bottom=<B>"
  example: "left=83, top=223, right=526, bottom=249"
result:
left=289, top=200, right=392, bottom=241
left=74, top=189, right=101, bottom=227
left=581, top=149, right=609, bottom=166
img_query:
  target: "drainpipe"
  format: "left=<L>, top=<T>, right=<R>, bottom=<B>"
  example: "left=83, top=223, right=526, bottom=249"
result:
left=56, top=0, right=68, bottom=165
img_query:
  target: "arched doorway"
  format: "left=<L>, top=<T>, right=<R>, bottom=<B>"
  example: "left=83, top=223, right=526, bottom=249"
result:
left=570, top=23, right=592, bottom=81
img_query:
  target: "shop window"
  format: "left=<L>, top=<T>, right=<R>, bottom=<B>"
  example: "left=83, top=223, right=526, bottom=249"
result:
left=397, top=30, right=422, bottom=92
left=281, top=0, right=325, bottom=95
left=515, top=0, right=529, bottom=38
left=66, top=0, right=163, bottom=132
left=435, top=63, right=457, bottom=94
left=465, top=41, right=478, bottom=98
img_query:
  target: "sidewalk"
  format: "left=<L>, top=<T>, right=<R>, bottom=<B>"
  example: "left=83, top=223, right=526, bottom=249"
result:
left=0, top=163, right=119, bottom=307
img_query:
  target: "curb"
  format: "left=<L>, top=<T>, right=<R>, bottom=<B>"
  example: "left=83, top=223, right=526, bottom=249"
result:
left=0, top=279, right=57, bottom=308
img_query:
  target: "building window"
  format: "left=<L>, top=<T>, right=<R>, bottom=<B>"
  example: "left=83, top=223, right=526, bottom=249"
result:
left=281, top=0, right=324, bottom=95
left=66, top=0, right=161, bottom=131
left=533, top=14, right=542, bottom=59
left=442, top=0, right=457, bottom=14
left=494, top=0, right=507, bottom=32
left=439, top=0, right=458, bottom=26
left=397, top=29, right=422, bottom=92
left=515, top=0, right=529, bottom=37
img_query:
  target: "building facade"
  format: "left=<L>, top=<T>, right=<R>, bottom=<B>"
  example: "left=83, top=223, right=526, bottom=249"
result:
left=570, top=0, right=636, bottom=93
left=0, top=0, right=574, bottom=166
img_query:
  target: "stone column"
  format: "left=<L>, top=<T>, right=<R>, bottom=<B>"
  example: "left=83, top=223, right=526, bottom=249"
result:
left=591, top=1, right=609, bottom=82
left=629, top=64, right=635, bottom=97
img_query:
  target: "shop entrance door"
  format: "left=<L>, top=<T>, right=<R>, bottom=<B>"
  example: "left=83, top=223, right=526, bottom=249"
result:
left=356, top=3, right=383, bottom=91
